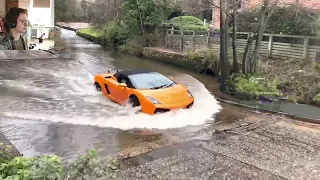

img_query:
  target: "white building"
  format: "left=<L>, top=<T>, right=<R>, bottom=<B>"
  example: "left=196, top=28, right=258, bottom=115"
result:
left=27, top=0, right=55, bottom=40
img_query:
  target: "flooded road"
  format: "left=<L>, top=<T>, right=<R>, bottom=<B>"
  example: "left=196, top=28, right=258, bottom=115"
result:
left=1, top=29, right=320, bottom=179
left=0, top=29, right=225, bottom=165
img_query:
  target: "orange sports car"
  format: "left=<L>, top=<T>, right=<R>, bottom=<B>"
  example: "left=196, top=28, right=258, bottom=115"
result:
left=94, top=69, right=194, bottom=115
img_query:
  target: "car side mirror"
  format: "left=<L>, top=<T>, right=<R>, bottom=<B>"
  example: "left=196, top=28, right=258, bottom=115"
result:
left=119, top=83, right=127, bottom=88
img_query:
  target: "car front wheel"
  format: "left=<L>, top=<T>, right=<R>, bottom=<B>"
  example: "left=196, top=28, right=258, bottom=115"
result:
left=129, top=96, right=140, bottom=107
left=94, top=82, right=102, bottom=92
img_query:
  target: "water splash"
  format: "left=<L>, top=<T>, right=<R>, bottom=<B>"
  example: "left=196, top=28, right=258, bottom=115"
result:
left=1, top=71, right=222, bottom=130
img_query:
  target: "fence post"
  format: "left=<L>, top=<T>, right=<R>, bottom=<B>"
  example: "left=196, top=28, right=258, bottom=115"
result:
left=165, top=29, right=168, bottom=47
left=180, top=30, right=184, bottom=51
left=207, top=29, right=210, bottom=49
left=170, top=27, right=173, bottom=48
left=192, top=31, right=195, bottom=50
left=267, top=34, right=273, bottom=58
left=303, top=37, right=309, bottom=61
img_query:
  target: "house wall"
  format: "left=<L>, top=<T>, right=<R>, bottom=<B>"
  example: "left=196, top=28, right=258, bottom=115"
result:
left=0, top=0, right=5, bottom=18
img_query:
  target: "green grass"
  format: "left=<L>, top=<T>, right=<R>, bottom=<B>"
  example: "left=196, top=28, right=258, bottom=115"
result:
left=77, top=27, right=105, bottom=38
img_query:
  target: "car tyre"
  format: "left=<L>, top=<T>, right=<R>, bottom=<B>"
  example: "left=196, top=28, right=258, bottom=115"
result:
left=129, top=96, right=140, bottom=107
left=95, top=82, right=102, bottom=92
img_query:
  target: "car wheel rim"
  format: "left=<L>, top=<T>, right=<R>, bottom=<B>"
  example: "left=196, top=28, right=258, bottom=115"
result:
left=95, top=84, right=101, bottom=91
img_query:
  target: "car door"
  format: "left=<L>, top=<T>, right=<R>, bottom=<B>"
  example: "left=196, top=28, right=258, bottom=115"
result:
left=113, top=77, right=131, bottom=105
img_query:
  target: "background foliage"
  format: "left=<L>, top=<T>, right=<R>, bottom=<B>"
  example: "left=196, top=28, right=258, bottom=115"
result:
left=237, top=4, right=320, bottom=36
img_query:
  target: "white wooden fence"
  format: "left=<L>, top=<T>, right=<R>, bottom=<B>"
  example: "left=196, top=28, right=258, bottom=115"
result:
left=165, top=29, right=320, bottom=61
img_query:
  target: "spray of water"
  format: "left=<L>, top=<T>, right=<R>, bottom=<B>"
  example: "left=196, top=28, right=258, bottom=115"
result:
left=1, top=67, right=222, bottom=130
left=1, top=30, right=222, bottom=130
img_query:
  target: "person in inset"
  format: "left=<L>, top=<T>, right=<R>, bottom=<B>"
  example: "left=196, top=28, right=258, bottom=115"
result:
left=0, top=7, right=29, bottom=50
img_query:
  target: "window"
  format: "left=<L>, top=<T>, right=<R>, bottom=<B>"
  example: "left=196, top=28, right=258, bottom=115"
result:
left=33, top=0, right=50, bottom=8
left=128, top=72, right=174, bottom=89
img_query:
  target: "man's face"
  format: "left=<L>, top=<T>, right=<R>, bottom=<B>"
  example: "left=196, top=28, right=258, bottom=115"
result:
left=15, top=13, right=28, bottom=33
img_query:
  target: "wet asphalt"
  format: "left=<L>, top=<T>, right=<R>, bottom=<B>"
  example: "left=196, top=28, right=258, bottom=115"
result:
left=119, top=114, right=320, bottom=180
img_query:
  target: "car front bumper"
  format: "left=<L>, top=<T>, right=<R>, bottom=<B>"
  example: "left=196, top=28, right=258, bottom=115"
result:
left=144, top=97, right=194, bottom=114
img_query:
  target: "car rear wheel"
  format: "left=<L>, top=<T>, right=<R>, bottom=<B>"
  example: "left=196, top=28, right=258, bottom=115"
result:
left=129, top=96, right=140, bottom=107
left=94, top=82, right=102, bottom=92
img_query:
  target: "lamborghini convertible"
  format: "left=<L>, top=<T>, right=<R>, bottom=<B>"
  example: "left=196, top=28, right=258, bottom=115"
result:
left=93, top=69, right=194, bottom=115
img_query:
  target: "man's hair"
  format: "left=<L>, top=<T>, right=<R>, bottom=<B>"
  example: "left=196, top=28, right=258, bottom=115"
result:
left=4, top=7, right=28, bottom=31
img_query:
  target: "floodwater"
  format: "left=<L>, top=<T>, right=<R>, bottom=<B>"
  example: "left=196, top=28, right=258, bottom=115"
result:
left=0, top=29, right=239, bottom=165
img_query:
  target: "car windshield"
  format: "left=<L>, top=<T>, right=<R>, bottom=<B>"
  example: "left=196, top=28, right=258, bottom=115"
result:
left=128, top=72, right=175, bottom=89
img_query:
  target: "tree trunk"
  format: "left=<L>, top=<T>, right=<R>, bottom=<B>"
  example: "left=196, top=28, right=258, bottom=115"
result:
left=242, top=32, right=254, bottom=74
left=250, top=0, right=268, bottom=73
left=232, top=0, right=239, bottom=73
left=136, top=0, right=145, bottom=36
left=241, top=0, right=278, bottom=74
left=219, top=0, right=229, bottom=92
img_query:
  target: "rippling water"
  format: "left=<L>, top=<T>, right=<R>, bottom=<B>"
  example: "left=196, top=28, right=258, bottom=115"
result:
left=0, top=29, right=222, bottom=165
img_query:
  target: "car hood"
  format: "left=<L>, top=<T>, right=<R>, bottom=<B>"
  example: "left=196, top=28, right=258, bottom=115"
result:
left=138, top=84, right=191, bottom=104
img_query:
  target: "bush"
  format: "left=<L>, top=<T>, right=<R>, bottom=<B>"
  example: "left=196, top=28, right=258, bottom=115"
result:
left=119, top=38, right=144, bottom=56
left=65, top=149, right=119, bottom=179
left=230, top=73, right=283, bottom=100
left=77, top=22, right=130, bottom=48
left=186, top=49, right=219, bottom=62
left=0, top=155, right=62, bottom=179
left=313, top=93, right=320, bottom=105
left=169, top=16, right=208, bottom=31
left=0, top=149, right=119, bottom=180
left=102, top=22, right=130, bottom=47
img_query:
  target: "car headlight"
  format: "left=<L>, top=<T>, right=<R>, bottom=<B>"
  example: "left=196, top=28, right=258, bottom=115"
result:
left=187, top=90, right=193, bottom=98
left=146, top=96, right=161, bottom=104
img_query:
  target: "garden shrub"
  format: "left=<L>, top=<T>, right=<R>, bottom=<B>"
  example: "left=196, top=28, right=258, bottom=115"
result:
left=230, top=73, right=283, bottom=100
left=0, top=149, right=119, bottom=180
left=169, top=16, right=208, bottom=31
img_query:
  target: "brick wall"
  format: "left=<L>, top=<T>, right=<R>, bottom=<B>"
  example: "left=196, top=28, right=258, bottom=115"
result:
left=5, top=0, right=30, bottom=12
left=6, top=0, right=19, bottom=9
left=0, top=18, right=4, bottom=32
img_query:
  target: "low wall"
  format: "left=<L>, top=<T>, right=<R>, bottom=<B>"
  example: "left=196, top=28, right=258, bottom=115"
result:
left=0, top=133, right=22, bottom=162
left=76, top=31, right=107, bottom=45
left=143, top=47, right=216, bottom=75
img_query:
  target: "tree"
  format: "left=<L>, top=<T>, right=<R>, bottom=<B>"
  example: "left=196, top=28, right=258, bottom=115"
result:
left=242, top=0, right=279, bottom=74
left=231, top=0, right=240, bottom=73
left=80, top=0, right=124, bottom=26
left=121, top=0, right=174, bottom=45
left=237, top=4, right=320, bottom=36
left=55, top=0, right=87, bottom=22
left=219, top=0, right=230, bottom=92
